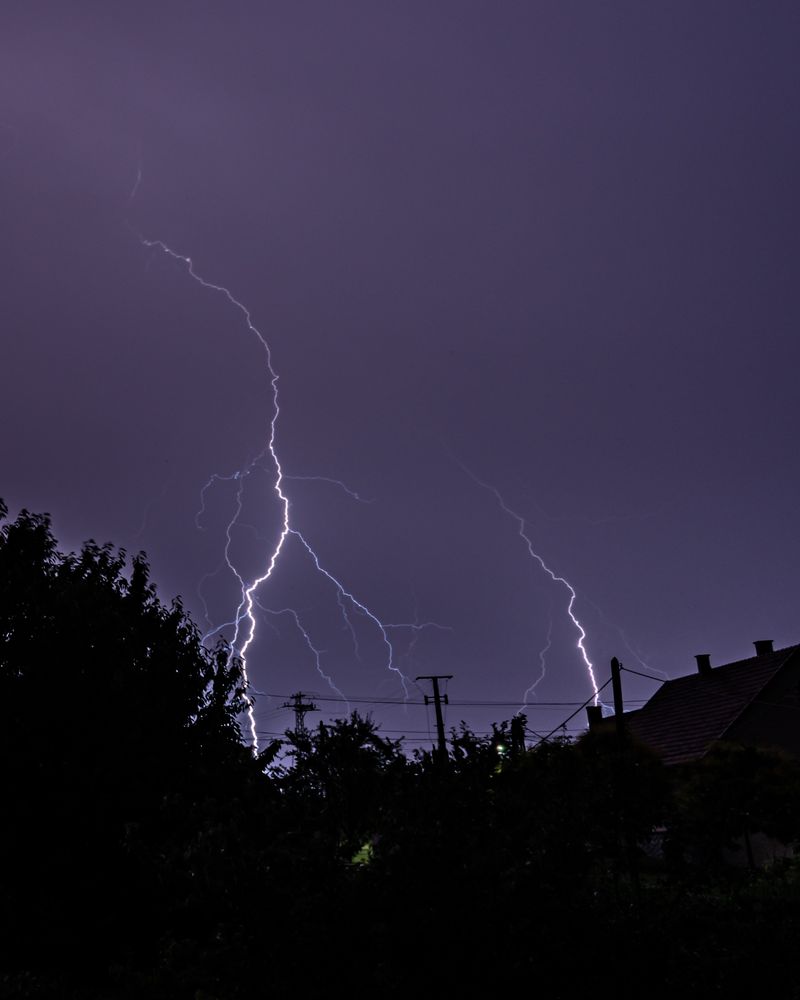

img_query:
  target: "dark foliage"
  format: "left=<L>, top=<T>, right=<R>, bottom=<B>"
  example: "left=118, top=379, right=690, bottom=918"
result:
left=276, top=712, right=407, bottom=864
left=3, top=501, right=800, bottom=999
left=0, top=503, right=265, bottom=986
left=666, top=741, right=800, bottom=872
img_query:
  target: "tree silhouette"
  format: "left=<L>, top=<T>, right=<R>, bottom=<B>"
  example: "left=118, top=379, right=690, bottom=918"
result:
left=5, top=499, right=800, bottom=998
left=278, top=711, right=408, bottom=864
left=0, top=502, right=257, bottom=977
left=668, top=741, right=800, bottom=871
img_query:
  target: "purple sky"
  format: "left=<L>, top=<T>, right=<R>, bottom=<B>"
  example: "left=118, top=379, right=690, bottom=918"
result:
left=3, top=2, right=799, bottom=748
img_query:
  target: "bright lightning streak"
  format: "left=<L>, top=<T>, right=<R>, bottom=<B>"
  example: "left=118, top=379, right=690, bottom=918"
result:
left=133, top=234, right=294, bottom=747
left=457, top=462, right=601, bottom=705
left=136, top=233, right=439, bottom=747
left=580, top=594, right=671, bottom=682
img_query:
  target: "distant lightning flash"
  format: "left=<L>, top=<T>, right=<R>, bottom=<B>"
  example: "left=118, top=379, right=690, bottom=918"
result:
left=337, top=587, right=362, bottom=661
left=580, top=593, right=671, bottom=682
left=457, top=462, right=601, bottom=705
left=254, top=600, right=349, bottom=705
left=520, top=608, right=553, bottom=711
left=137, top=234, right=443, bottom=747
left=290, top=529, right=412, bottom=698
left=284, top=475, right=374, bottom=504
left=195, top=469, right=244, bottom=532
left=395, top=590, right=455, bottom=678
left=129, top=141, right=143, bottom=202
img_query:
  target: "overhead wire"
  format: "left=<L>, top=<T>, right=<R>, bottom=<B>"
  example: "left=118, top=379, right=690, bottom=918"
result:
left=534, top=675, right=614, bottom=745
left=254, top=671, right=650, bottom=749
left=261, top=690, right=638, bottom=709
left=619, top=665, right=669, bottom=683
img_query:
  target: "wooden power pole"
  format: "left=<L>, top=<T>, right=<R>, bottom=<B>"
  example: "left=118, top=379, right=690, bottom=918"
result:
left=415, top=675, right=452, bottom=761
left=609, top=657, right=640, bottom=903
left=610, top=656, right=625, bottom=740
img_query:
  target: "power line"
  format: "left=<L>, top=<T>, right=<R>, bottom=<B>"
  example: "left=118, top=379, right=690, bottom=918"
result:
left=264, top=692, right=425, bottom=706
left=535, top=676, right=614, bottom=744
left=619, top=665, right=669, bottom=683
left=255, top=672, right=643, bottom=750
left=262, top=691, right=633, bottom=709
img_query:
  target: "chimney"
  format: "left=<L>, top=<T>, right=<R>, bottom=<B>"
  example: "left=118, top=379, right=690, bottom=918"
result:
left=695, top=653, right=712, bottom=675
left=754, top=639, right=774, bottom=657
left=586, top=705, right=604, bottom=729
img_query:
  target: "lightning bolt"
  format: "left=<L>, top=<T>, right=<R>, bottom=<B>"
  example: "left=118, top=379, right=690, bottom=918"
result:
left=254, top=600, right=349, bottom=705
left=284, top=475, right=374, bottom=504
left=195, top=469, right=244, bottom=532
left=336, top=587, right=363, bottom=661
left=289, top=529, right=412, bottom=698
left=132, top=468, right=175, bottom=540
left=280, top=474, right=373, bottom=656
left=136, top=233, right=446, bottom=747
left=520, top=607, right=553, bottom=711
left=579, top=593, right=671, bottom=682
left=129, top=140, right=143, bottom=203
left=456, top=461, right=601, bottom=705
left=398, top=591, right=424, bottom=677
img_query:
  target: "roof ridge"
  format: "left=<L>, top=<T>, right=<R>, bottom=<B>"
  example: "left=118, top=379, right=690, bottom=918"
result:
left=659, top=643, right=799, bottom=687
left=624, top=644, right=800, bottom=765
left=715, top=645, right=799, bottom=743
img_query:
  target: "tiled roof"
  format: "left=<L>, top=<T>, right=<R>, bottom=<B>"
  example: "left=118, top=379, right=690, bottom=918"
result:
left=624, top=645, right=800, bottom=766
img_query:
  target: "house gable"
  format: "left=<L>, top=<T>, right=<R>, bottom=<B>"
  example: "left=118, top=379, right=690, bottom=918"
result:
left=620, top=644, right=800, bottom=766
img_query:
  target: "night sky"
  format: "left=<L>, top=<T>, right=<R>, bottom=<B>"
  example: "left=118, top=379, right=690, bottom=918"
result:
left=3, top=2, right=800, bottom=748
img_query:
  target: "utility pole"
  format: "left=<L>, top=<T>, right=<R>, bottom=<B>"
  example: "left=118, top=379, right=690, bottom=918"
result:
left=610, top=656, right=625, bottom=741
left=282, top=691, right=318, bottom=734
left=510, top=714, right=526, bottom=758
left=609, top=657, right=640, bottom=904
left=415, top=675, right=452, bottom=762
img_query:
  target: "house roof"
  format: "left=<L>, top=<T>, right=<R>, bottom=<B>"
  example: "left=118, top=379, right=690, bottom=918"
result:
left=623, top=644, right=800, bottom=766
